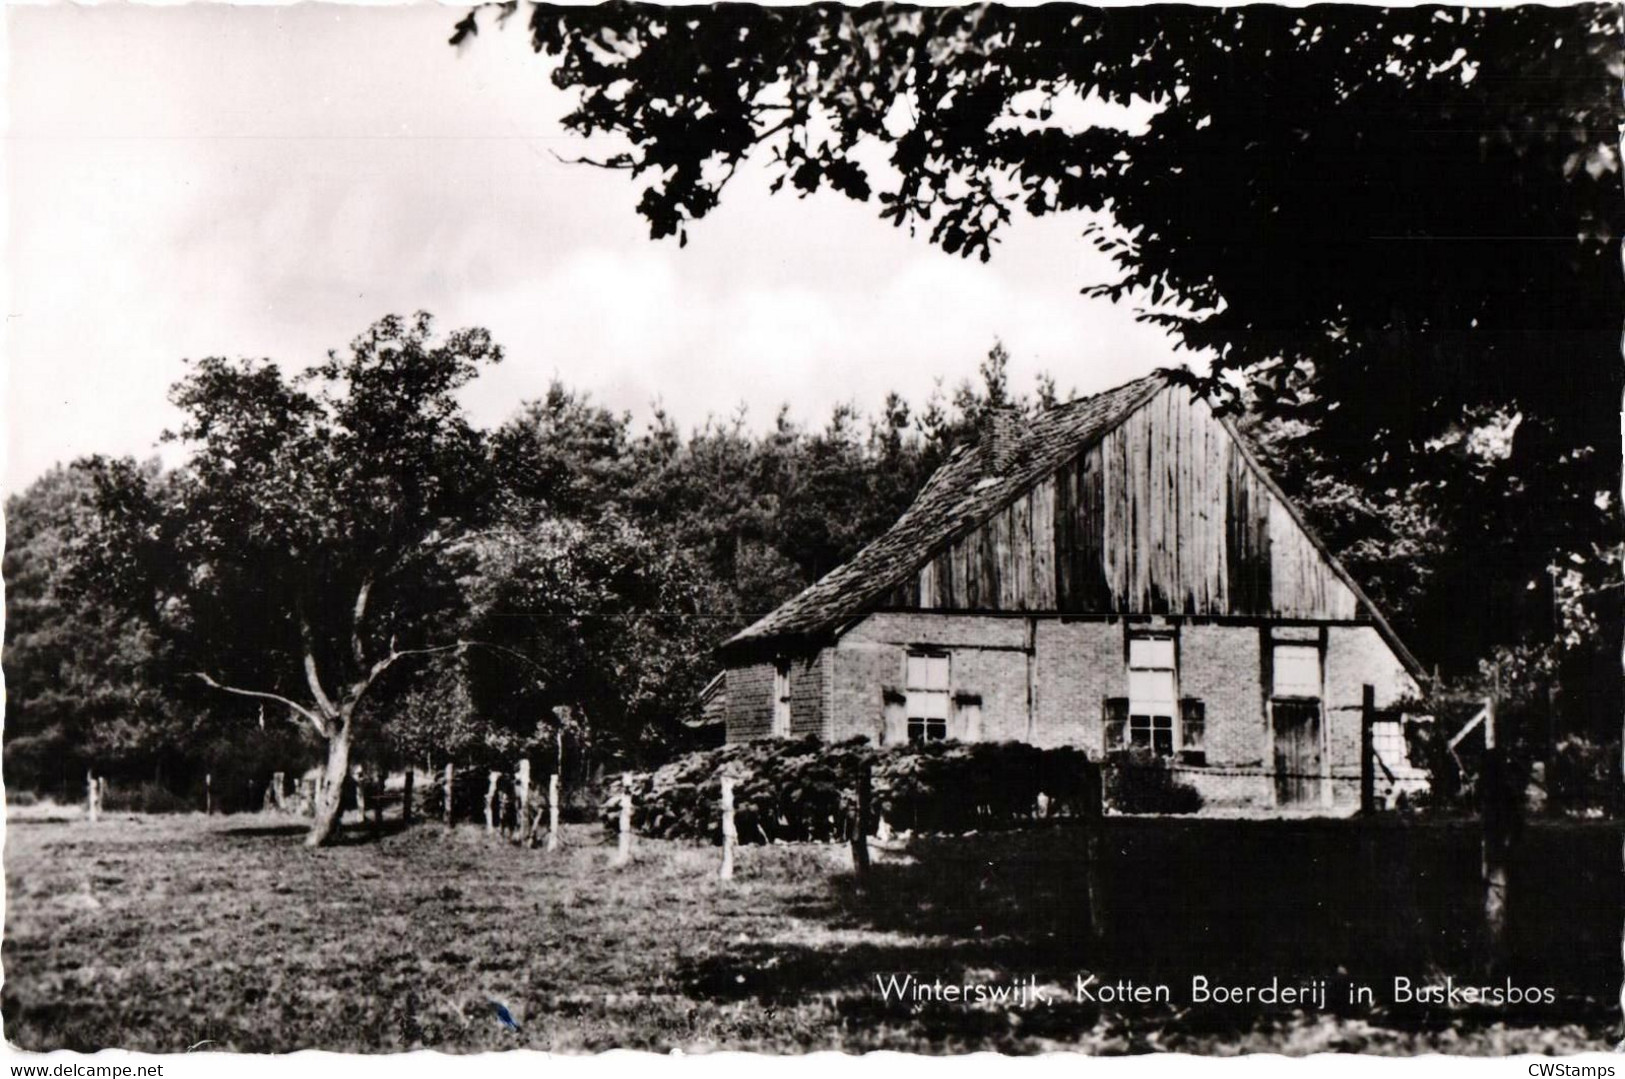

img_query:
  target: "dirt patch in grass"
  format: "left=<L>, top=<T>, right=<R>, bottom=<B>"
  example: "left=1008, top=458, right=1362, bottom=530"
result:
left=3, top=813, right=1616, bottom=1053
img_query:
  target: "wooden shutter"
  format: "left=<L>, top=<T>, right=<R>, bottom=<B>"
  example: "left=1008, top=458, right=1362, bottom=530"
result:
left=1103, top=697, right=1129, bottom=753
left=1179, top=698, right=1207, bottom=763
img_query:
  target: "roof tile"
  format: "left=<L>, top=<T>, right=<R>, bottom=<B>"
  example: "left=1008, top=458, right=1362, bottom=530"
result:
left=724, top=373, right=1167, bottom=650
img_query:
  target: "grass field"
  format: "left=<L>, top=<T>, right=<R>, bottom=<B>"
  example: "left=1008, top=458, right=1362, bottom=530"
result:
left=3, top=810, right=1619, bottom=1054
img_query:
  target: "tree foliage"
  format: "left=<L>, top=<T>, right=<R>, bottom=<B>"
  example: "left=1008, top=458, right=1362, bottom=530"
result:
left=4, top=464, right=184, bottom=792
left=4, top=464, right=317, bottom=805
left=465, top=0, right=1620, bottom=673
left=26, top=298, right=1041, bottom=814
left=69, top=313, right=503, bottom=841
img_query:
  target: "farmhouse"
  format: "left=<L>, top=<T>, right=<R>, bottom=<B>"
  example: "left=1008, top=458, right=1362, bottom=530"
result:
left=717, top=373, right=1427, bottom=813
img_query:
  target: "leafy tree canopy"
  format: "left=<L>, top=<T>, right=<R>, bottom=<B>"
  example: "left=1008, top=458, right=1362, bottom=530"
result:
left=461, top=1, right=1621, bottom=669
left=72, top=313, right=503, bottom=842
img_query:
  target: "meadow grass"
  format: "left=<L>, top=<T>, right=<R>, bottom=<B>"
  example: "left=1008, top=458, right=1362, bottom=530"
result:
left=3, top=811, right=1616, bottom=1054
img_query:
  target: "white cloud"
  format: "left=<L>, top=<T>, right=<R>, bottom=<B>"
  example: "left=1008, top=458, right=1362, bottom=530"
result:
left=5, top=3, right=1203, bottom=492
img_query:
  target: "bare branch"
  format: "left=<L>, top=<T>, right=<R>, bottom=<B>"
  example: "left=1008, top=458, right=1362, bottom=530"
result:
left=302, top=651, right=341, bottom=720
left=372, top=640, right=469, bottom=678
left=192, top=673, right=327, bottom=737
left=548, top=149, right=634, bottom=170
left=351, top=573, right=374, bottom=671
left=297, top=611, right=342, bottom=720
left=460, top=639, right=552, bottom=683
left=349, top=639, right=471, bottom=712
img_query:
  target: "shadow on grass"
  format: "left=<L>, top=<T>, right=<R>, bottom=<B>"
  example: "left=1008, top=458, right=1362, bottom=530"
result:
left=680, top=818, right=1622, bottom=1040
left=217, top=818, right=414, bottom=844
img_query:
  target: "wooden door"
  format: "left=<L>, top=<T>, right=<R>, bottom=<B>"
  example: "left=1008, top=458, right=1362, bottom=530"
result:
left=1272, top=700, right=1322, bottom=806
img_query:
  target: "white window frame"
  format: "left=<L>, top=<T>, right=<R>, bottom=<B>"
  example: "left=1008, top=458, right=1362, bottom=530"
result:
left=1271, top=643, right=1323, bottom=700
left=1127, top=634, right=1178, bottom=757
left=905, top=651, right=950, bottom=743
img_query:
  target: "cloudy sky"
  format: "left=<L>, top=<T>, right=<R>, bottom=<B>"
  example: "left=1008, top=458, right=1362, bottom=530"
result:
left=5, top=3, right=1196, bottom=495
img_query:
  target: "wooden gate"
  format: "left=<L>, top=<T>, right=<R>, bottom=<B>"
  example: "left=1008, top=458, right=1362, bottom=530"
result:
left=1273, top=700, right=1322, bottom=806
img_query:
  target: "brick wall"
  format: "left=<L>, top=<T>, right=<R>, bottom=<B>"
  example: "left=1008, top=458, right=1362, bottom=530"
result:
left=726, top=650, right=832, bottom=741
left=1031, top=619, right=1121, bottom=749
left=831, top=615, right=1285, bottom=764
left=725, top=661, right=775, bottom=742
left=731, top=614, right=1419, bottom=817
left=1324, top=625, right=1420, bottom=806
left=832, top=612, right=1030, bottom=744
left=830, top=644, right=897, bottom=743
left=1180, top=623, right=1268, bottom=767
left=788, top=650, right=828, bottom=739
left=827, top=637, right=1027, bottom=744
left=842, top=611, right=1027, bottom=649
left=949, top=647, right=1029, bottom=742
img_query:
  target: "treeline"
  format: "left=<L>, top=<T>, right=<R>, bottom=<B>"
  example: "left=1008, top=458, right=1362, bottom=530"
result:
left=3, top=323, right=1618, bottom=817
left=0, top=333, right=1029, bottom=809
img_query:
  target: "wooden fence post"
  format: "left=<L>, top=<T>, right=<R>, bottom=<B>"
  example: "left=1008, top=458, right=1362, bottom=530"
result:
left=547, top=772, right=561, bottom=852
left=614, top=773, right=633, bottom=866
left=719, top=777, right=737, bottom=881
left=351, top=765, right=367, bottom=823
left=516, top=759, right=532, bottom=844
left=402, top=768, right=414, bottom=825
left=443, top=762, right=455, bottom=826
left=86, top=769, right=101, bottom=822
left=205, top=773, right=213, bottom=816
left=1359, top=684, right=1377, bottom=815
left=485, top=771, right=501, bottom=835
left=1083, top=757, right=1106, bottom=941
left=1481, top=695, right=1510, bottom=964
left=850, top=763, right=871, bottom=883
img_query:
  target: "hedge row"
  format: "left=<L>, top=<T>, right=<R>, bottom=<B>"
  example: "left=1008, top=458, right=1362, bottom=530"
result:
left=601, top=739, right=1201, bottom=842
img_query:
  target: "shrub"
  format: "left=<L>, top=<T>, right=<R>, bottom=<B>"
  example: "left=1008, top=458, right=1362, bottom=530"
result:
left=419, top=765, right=502, bottom=824
left=604, top=739, right=1106, bottom=843
left=100, top=781, right=194, bottom=815
left=1102, top=749, right=1203, bottom=815
left=1546, top=735, right=1621, bottom=815
left=8, top=790, right=39, bottom=808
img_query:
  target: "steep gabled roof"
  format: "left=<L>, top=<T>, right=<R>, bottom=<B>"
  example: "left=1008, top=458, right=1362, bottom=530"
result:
left=723, top=372, right=1167, bottom=651
left=725, top=370, right=1426, bottom=678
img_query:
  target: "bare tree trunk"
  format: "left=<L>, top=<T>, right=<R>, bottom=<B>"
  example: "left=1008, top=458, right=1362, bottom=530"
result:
left=307, top=724, right=353, bottom=847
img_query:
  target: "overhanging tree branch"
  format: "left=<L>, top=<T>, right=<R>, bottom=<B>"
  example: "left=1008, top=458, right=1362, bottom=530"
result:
left=192, top=672, right=328, bottom=736
left=350, top=638, right=473, bottom=710
left=297, top=609, right=342, bottom=719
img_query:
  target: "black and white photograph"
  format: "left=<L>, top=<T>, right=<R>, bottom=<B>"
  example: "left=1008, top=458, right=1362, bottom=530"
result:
left=2, top=0, right=1620, bottom=1062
